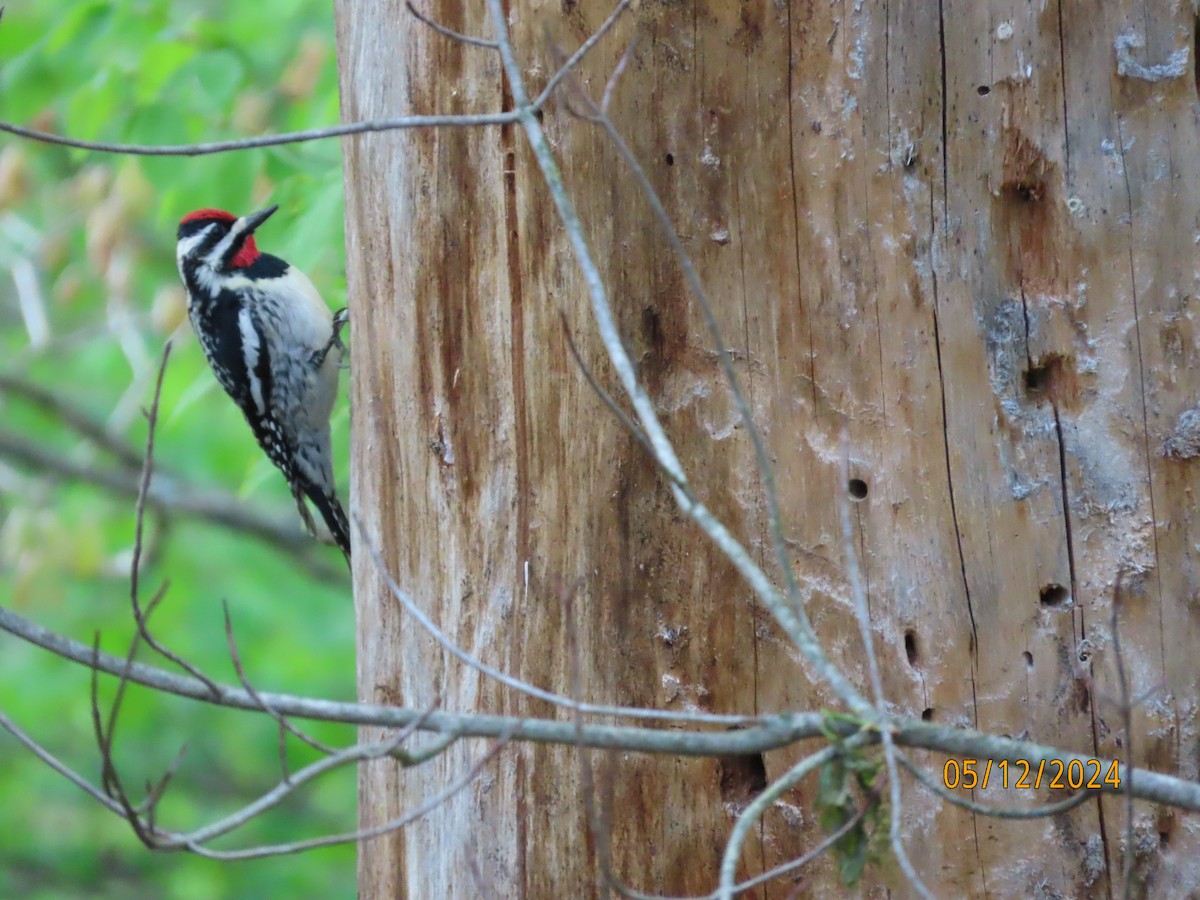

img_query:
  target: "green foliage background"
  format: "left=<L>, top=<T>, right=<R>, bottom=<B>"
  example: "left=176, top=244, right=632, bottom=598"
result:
left=0, top=2, right=356, bottom=896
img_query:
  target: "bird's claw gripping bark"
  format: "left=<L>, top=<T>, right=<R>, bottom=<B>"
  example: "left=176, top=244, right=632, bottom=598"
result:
left=314, top=307, right=350, bottom=368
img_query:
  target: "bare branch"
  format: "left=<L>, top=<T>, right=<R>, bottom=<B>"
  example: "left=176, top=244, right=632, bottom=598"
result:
left=0, top=428, right=342, bottom=581
left=361, top=519, right=753, bottom=726
left=594, top=114, right=865, bottom=711
left=183, top=727, right=517, bottom=860
left=0, top=709, right=127, bottom=816
left=730, top=802, right=870, bottom=897
left=559, top=311, right=656, bottom=463
left=838, top=432, right=933, bottom=900
left=533, top=0, right=633, bottom=111
left=222, top=600, right=335, bottom=758
left=0, top=112, right=521, bottom=157
left=0, top=1, right=627, bottom=161
left=405, top=1, right=499, bottom=49
left=600, top=32, right=639, bottom=114
left=486, top=0, right=870, bottom=718
left=0, top=373, right=145, bottom=469
left=128, top=343, right=219, bottom=695
left=4, top=603, right=1200, bottom=809
left=83, top=653, right=457, bottom=859
left=0, top=601, right=814, bottom=753
left=0, top=373, right=338, bottom=576
left=1111, top=572, right=1135, bottom=899
left=897, top=754, right=1094, bottom=819
left=717, top=741, right=857, bottom=899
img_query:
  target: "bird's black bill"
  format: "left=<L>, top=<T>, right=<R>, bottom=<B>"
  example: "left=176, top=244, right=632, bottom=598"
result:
left=241, top=204, right=279, bottom=235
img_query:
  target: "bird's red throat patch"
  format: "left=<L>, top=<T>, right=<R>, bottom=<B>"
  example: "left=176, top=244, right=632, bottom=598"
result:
left=229, top=238, right=261, bottom=268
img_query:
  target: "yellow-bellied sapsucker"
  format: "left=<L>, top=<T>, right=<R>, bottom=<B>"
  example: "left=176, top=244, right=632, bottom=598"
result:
left=175, top=205, right=350, bottom=563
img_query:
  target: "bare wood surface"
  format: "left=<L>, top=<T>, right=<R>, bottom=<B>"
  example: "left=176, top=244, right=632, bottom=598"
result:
left=339, top=1, right=1200, bottom=895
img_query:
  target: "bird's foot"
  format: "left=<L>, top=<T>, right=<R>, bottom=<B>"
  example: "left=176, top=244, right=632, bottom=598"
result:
left=314, top=308, right=350, bottom=368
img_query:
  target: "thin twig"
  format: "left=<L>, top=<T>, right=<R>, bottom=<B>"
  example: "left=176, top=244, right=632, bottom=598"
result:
left=87, top=601, right=447, bottom=856
left=736, top=804, right=870, bottom=897
left=533, top=0, right=633, bottom=111
left=5, top=603, right=1200, bottom=811
left=0, top=0, right=626, bottom=160
left=837, top=432, right=932, bottom=899
left=406, top=1, right=499, bottom=49
left=91, top=632, right=168, bottom=848
left=589, top=110, right=869, bottom=716
left=1111, top=572, right=1135, bottom=899
left=898, top=754, right=1094, bottom=818
left=0, top=426, right=342, bottom=580
left=600, top=32, right=639, bottom=114
left=183, top=727, right=517, bottom=860
left=127, top=343, right=219, bottom=695
left=716, top=741, right=860, bottom=899
left=82, top=681, right=455, bottom=858
left=0, top=113, right=521, bottom=157
left=222, top=600, right=336, bottom=758
left=0, top=710, right=127, bottom=816
left=161, top=720, right=434, bottom=851
left=490, top=0, right=871, bottom=724
left=360, top=519, right=753, bottom=726
left=559, top=312, right=657, bottom=464
left=0, top=373, right=145, bottom=469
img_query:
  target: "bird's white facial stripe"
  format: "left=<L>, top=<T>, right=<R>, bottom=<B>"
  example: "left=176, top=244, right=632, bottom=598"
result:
left=207, top=214, right=256, bottom=268
left=176, top=224, right=216, bottom=264
left=239, top=306, right=266, bottom=415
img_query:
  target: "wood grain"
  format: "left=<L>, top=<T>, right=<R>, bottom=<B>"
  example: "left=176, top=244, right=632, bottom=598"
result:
left=337, top=1, right=1200, bottom=895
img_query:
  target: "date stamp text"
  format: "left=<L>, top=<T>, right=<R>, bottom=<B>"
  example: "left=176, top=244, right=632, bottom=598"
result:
left=942, top=758, right=1121, bottom=791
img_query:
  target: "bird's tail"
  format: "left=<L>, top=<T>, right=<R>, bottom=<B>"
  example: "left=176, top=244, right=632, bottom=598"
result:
left=292, top=479, right=351, bottom=566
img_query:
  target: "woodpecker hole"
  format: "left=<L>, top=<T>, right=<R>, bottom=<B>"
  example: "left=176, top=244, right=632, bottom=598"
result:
left=848, top=478, right=868, bottom=501
left=1160, top=814, right=1175, bottom=846
left=641, top=305, right=665, bottom=355
left=904, top=630, right=919, bottom=667
left=718, top=752, right=767, bottom=805
left=1023, top=650, right=1034, bottom=669
left=534, top=109, right=545, bottom=123
left=1003, top=179, right=1045, bottom=204
left=1023, top=353, right=1071, bottom=404
left=664, top=152, right=675, bottom=166
left=1040, top=583, right=1070, bottom=608
left=977, top=84, right=992, bottom=96
left=921, top=707, right=934, bottom=722
left=1024, top=364, right=1052, bottom=394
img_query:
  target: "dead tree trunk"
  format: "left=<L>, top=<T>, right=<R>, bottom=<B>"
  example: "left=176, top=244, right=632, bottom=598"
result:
left=338, top=1, right=1200, bottom=895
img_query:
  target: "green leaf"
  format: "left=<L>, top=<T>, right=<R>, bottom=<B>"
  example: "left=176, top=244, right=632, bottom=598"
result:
left=135, top=41, right=197, bottom=103
left=839, top=832, right=870, bottom=887
left=164, top=50, right=246, bottom=115
left=62, top=73, right=121, bottom=141
left=43, top=1, right=111, bottom=54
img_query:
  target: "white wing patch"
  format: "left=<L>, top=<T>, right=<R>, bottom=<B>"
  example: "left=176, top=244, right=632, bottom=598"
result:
left=239, top=306, right=267, bottom=415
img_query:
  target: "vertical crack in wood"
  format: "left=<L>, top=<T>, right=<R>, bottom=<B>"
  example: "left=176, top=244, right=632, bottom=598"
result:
left=495, top=5, right=529, bottom=893
left=934, top=0, right=987, bottom=892
left=1107, top=103, right=1165, bottom=897
left=784, top=0, right=817, bottom=407
left=1056, top=0, right=1071, bottom=180
left=936, top=0, right=950, bottom=221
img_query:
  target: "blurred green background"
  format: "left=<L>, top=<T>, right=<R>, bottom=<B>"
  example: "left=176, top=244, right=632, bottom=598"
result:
left=0, top=2, right=357, bottom=897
